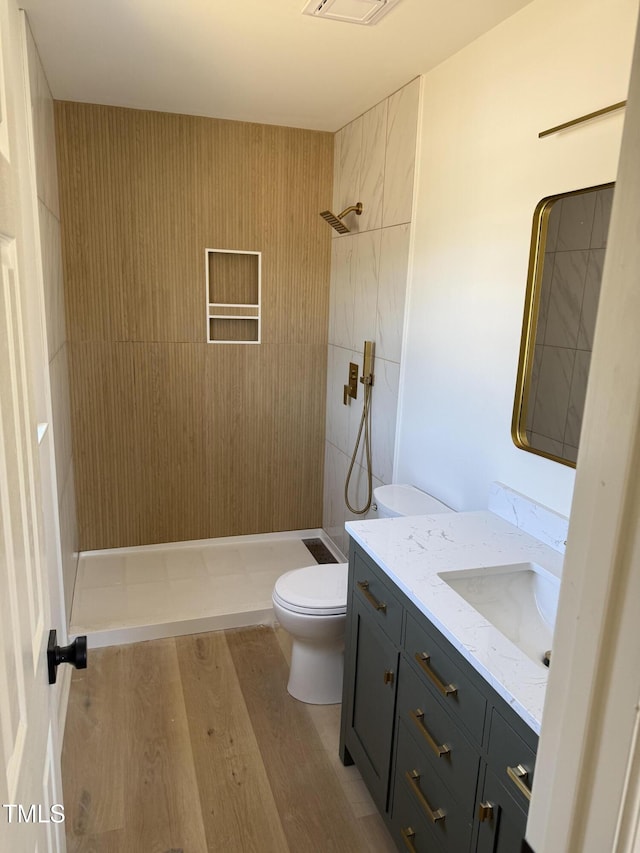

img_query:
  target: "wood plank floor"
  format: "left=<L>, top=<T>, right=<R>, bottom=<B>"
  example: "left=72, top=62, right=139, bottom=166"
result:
left=62, top=626, right=397, bottom=852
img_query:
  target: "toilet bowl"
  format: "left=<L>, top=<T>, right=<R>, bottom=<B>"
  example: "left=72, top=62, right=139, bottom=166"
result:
left=273, top=490, right=454, bottom=704
left=272, top=562, right=348, bottom=704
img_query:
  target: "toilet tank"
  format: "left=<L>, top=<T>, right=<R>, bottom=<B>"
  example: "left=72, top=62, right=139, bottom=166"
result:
left=374, top=484, right=453, bottom=518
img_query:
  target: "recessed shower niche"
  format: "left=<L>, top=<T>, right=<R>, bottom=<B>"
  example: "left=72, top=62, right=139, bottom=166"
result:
left=206, top=248, right=261, bottom=343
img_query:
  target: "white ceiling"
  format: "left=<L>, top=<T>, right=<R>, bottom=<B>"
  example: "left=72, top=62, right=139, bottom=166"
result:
left=22, top=0, right=533, bottom=132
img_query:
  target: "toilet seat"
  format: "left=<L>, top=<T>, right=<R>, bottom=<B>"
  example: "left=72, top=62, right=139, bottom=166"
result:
left=273, top=563, right=348, bottom=616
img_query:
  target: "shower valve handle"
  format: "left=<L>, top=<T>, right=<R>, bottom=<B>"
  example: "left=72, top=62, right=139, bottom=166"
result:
left=344, top=362, right=359, bottom=405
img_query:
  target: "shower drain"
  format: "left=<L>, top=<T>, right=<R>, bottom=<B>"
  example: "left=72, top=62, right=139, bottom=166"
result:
left=302, top=538, right=338, bottom=564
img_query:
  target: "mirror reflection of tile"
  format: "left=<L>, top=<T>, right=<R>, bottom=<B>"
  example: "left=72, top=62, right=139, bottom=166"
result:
left=525, top=186, right=613, bottom=464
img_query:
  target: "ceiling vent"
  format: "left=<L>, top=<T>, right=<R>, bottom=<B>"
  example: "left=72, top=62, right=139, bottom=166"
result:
left=302, top=0, right=402, bottom=25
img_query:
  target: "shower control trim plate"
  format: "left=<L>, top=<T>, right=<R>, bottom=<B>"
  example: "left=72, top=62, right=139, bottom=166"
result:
left=344, top=362, right=359, bottom=405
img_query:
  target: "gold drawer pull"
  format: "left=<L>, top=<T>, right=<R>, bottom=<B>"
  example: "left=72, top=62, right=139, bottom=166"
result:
left=415, top=652, right=458, bottom=697
left=410, top=709, right=451, bottom=758
left=400, top=826, right=417, bottom=851
left=383, top=669, right=395, bottom=686
left=406, top=770, right=446, bottom=824
left=357, top=580, right=387, bottom=613
left=506, top=764, right=532, bottom=801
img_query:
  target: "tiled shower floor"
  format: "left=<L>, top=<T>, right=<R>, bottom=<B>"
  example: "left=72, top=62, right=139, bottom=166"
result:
left=70, top=529, right=344, bottom=648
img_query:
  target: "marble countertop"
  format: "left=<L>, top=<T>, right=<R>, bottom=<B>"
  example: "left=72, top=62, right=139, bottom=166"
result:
left=345, top=510, right=564, bottom=734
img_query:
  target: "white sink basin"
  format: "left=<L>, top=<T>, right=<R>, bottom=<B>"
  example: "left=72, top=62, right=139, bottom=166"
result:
left=438, top=562, right=560, bottom=667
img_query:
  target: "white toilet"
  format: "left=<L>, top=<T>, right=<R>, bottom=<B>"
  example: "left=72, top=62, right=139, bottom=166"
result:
left=374, top=483, right=453, bottom=518
left=272, top=561, right=348, bottom=704
left=272, top=485, right=454, bottom=704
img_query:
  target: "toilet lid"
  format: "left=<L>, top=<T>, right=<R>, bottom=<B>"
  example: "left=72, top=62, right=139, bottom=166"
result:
left=273, top=563, right=348, bottom=615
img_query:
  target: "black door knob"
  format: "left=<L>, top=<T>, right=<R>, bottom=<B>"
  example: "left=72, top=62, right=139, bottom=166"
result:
left=47, top=629, right=87, bottom=684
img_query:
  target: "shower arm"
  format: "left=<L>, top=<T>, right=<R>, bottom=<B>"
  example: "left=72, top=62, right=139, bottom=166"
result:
left=338, top=203, right=363, bottom=219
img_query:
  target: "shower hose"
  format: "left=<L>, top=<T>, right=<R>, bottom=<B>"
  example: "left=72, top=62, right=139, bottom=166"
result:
left=344, top=381, right=373, bottom=515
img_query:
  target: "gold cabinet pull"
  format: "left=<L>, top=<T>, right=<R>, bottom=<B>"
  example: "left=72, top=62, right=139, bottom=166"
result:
left=414, top=652, right=458, bottom=697
left=410, top=709, right=451, bottom=758
left=357, top=580, right=387, bottom=613
left=478, top=801, right=494, bottom=822
left=383, top=669, right=395, bottom=686
left=506, top=764, right=532, bottom=801
left=400, top=826, right=417, bottom=851
left=405, top=770, right=446, bottom=824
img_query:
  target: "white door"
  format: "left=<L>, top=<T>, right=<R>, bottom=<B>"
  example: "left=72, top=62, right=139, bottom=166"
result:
left=527, top=9, right=640, bottom=853
left=0, top=0, right=64, bottom=850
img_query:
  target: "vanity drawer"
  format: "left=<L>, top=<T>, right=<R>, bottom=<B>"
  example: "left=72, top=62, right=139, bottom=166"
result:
left=398, top=659, right=480, bottom=811
left=405, top=613, right=487, bottom=744
left=392, top=718, right=473, bottom=853
left=352, top=547, right=403, bottom=645
left=487, top=708, right=537, bottom=812
left=393, top=779, right=445, bottom=853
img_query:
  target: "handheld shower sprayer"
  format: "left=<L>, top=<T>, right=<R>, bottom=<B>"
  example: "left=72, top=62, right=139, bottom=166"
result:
left=345, top=341, right=375, bottom=515
left=361, top=340, right=374, bottom=387
left=320, top=202, right=363, bottom=234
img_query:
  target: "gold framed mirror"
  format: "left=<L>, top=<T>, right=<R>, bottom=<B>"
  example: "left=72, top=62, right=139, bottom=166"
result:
left=512, top=182, right=614, bottom=467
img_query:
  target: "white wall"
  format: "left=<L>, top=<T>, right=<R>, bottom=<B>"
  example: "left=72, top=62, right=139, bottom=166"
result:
left=26, top=23, right=79, bottom=628
left=323, top=79, right=420, bottom=556
left=396, top=0, right=638, bottom=518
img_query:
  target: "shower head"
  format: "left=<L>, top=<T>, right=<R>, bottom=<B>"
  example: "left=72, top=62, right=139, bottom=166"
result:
left=320, top=202, right=363, bottom=234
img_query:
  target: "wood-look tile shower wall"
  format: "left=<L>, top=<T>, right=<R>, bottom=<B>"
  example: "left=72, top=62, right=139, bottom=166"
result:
left=55, top=102, right=333, bottom=549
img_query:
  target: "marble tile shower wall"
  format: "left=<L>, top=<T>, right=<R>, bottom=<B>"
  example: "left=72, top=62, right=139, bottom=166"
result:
left=323, top=78, right=420, bottom=556
left=526, top=187, right=613, bottom=462
left=26, top=27, right=79, bottom=623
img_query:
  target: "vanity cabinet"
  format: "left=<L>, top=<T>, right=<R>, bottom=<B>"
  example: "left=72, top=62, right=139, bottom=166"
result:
left=340, top=541, right=538, bottom=853
left=340, top=546, right=402, bottom=812
left=476, top=708, right=536, bottom=852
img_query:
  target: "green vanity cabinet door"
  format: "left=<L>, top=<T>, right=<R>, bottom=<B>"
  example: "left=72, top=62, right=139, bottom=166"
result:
left=486, top=708, right=537, bottom=814
left=476, top=766, right=528, bottom=853
left=343, top=593, right=400, bottom=813
left=474, top=706, right=536, bottom=851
